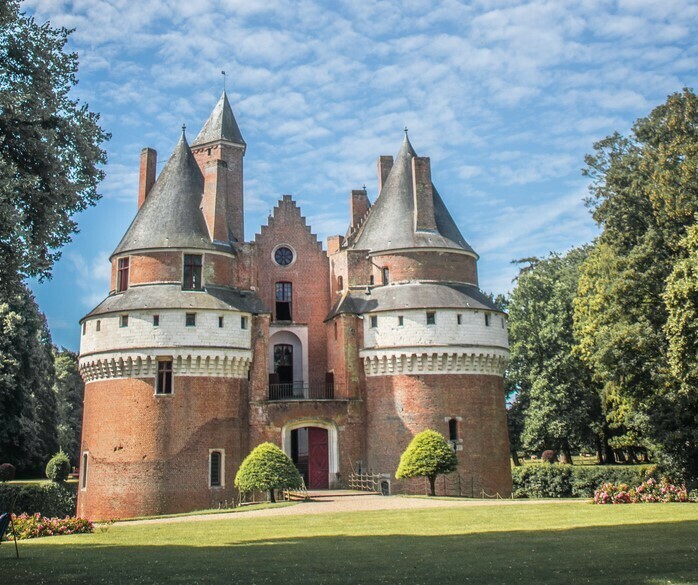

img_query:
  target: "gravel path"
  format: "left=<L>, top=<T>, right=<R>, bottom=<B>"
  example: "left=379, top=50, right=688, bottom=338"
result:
left=122, top=493, right=582, bottom=526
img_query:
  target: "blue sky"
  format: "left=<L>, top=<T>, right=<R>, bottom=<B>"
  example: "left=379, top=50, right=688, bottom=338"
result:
left=24, top=0, right=698, bottom=351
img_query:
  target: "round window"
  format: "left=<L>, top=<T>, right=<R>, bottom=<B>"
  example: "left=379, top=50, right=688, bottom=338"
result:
left=274, top=246, right=294, bottom=266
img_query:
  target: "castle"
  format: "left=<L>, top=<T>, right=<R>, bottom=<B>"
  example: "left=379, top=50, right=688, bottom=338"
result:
left=77, top=92, right=511, bottom=520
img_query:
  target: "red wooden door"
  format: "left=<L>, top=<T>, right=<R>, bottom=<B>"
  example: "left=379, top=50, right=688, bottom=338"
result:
left=307, top=427, right=329, bottom=489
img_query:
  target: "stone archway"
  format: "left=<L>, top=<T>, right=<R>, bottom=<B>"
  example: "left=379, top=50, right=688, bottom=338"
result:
left=281, top=419, right=339, bottom=489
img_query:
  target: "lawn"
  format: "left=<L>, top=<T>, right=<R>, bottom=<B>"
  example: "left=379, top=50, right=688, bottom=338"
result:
left=3, top=502, right=697, bottom=584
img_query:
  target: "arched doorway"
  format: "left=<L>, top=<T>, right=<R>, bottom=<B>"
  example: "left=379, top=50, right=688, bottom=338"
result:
left=282, top=420, right=338, bottom=489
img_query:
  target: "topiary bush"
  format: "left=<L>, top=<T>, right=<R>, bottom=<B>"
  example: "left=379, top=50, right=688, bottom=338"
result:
left=235, top=443, right=303, bottom=503
left=541, top=450, right=557, bottom=464
left=0, top=463, right=15, bottom=482
left=395, top=430, right=458, bottom=496
left=0, top=482, right=76, bottom=516
left=45, top=450, right=71, bottom=482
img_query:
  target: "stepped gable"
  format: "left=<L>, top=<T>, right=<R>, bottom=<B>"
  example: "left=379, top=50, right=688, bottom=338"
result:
left=254, top=194, right=323, bottom=252
left=350, top=134, right=476, bottom=255
left=112, top=131, right=227, bottom=257
left=192, top=91, right=245, bottom=149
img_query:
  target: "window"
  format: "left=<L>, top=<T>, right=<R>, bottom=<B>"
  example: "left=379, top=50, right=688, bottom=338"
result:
left=449, top=418, right=458, bottom=442
left=398, top=316, right=404, bottom=327
left=334, top=321, right=338, bottom=340
left=96, top=320, right=101, bottom=332
left=153, top=314, right=160, bottom=327
left=426, top=311, right=436, bottom=325
left=157, top=360, right=173, bottom=394
left=82, top=322, right=86, bottom=335
left=183, top=254, right=203, bottom=290
left=369, top=275, right=374, bottom=285
left=218, top=316, right=224, bottom=328
left=485, top=313, right=491, bottom=326
left=81, top=452, right=88, bottom=490
left=274, top=246, right=294, bottom=266
left=337, top=276, right=343, bottom=291
left=382, top=267, right=390, bottom=284
left=240, top=316, right=248, bottom=329
left=275, top=282, right=292, bottom=321
left=457, top=314, right=462, bottom=325
left=117, top=257, right=129, bottom=292
left=120, top=314, right=129, bottom=328
left=210, top=451, right=223, bottom=487
left=370, top=315, right=378, bottom=328
left=185, top=313, right=196, bottom=327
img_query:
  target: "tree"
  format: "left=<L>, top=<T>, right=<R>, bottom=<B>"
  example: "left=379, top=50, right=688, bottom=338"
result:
left=0, top=1, right=108, bottom=295
left=507, top=248, right=603, bottom=464
left=395, top=430, right=458, bottom=496
left=234, top=443, right=303, bottom=503
left=574, top=89, right=698, bottom=480
left=53, top=348, right=84, bottom=466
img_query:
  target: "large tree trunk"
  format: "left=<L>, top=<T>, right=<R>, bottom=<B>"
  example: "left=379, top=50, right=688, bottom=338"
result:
left=560, top=438, right=574, bottom=465
left=602, top=425, right=616, bottom=464
left=595, top=436, right=604, bottom=464
left=428, top=476, right=436, bottom=496
left=269, top=489, right=276, bottom=503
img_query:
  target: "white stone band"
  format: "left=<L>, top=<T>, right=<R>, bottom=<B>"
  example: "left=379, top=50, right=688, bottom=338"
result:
left=360, top=347, right=508, bottom=376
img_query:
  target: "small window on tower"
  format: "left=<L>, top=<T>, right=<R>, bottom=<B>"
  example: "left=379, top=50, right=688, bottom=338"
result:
left=370, top=315, right=378, bottom=328
left=185, top=313, right=196, bottom=327
left=382, top=267, right=390, bottom=284
left=457, top=314, right=462, bottom=325
left=96, top=320, right=101, bottom=332
left=81, top=452, right=88, bottom=490
left=334, top=321, right=338, bottom=340
left=156, top=360, right=173, bottom=395
left=426, top=311, right=436, bottom=325
left=120, top=314, right=129, bottom=328
left=398, top=316, right=404, bottom=327
left=337, top=275, right=343, bottom=291
left=449, top=418, right=458, bottom=442
left=117, top=257, right=129, bottom=292
left=241, top=316, right=248, bottom=330
left=218, top=316, right=224, bottom=328
left=369, top=275, right=375, bottom=286
left=183, top=254, right=203, bottom=290
left=485, top=313, right=491, bottom=327
left=210, top=450, right=223, bottom=487
left=153, top=315, right=160, bottom=327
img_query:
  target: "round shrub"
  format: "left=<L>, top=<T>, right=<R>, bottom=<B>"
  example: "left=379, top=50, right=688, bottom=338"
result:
left=541, top=450, right=557, bottom=464
left=235, top=443, right=303, bottom=503
left=396, top=430, right=458, bottom=496
left=0, top=463, right=15, bottom=482
left=45, top=450, right=71, bottom=482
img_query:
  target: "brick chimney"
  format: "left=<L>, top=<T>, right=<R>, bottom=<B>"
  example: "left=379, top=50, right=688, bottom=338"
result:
left=137, top=148, right=157, bottom=209
left=378, top=155, right=393, bottom=192
left=412, top=156, right=437, bottom=232
left=327, top=235, right=344, bottom=255
left=350, top=189, right=370, bottom=231
left=201, top=160, right=229, bottom=242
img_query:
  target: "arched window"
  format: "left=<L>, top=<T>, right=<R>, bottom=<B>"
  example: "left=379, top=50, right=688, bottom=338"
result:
left=210, top=450, right=223, bottom=487
left=337, top=275, right=343, bottom=291
left=449, top=418, right=458, bottom=442
left=382, top=267, right=390, bottom=284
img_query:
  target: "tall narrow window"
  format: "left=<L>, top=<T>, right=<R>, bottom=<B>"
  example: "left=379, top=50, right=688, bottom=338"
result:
left=275, top=282, right=292, bottom=321
left=370, top=315, right=378, bottom=328
left=449, top=418, right=458, bottom=442
left=82, top=322, right=86, bottom=335
left=426, top=311, right=436, bottom=325
left=334, top=321, right=338, bottom=340
left=210, top=451, right=222, bottom=487
left=457, top=314, right=462, bottom=325
left=382, top=267, right=390, bottom=284
left=369, top=275, right=375, bottom=285
left=398, top=315, right=404, bottom=327
left=153, top=314, right=160, bottom=327
left=117, top=257, right=129, bottom=292
left=96, top=320, right=101, bottom=332
left=218, top=316, right=224, bottom=328
left=81, top=452, right=88, bottom=490
left=337, top=276, right=343, bottom=291
left=157, top=360, right=173, bottom=394
left=240, top=316, right=248, bottom=329
left=485, top=313, right=491, bottom=326
left=183, top=254, right=203, bottom=290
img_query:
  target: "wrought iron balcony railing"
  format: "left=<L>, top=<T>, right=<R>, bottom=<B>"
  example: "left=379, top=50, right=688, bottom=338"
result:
left=268, top=382, right=335, bottom=401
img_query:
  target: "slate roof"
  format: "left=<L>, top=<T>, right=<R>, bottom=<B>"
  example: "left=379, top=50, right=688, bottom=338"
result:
left=112, top=132, right=227, bottom=257
left=326, top=282, right=501, bottom=320
left=192, top=91, right=245, bottom=148
left=83, top=284, right=268, bottom=320
left=350, top=135, right=476, bottom=256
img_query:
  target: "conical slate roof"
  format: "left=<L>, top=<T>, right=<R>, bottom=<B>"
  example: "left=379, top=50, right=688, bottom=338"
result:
left=112, top=132, right=222, bottom=257
left=192, top=91, right=245, bottom=148
left=351, top=135, right=475, bottom=255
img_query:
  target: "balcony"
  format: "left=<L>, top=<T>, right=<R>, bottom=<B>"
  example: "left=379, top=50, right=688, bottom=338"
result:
left=268, top=382, right=335, bottom=401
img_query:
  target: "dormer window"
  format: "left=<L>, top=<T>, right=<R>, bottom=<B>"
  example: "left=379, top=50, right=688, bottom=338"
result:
left=183, top=254, right=203, bottom=290
left=117, top=257, right=129, bottom=292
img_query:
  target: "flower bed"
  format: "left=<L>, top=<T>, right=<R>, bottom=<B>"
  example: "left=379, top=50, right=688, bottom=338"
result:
left=594, top=478, right=690, bottom=504
left=8, top=513, right=93, bottom=539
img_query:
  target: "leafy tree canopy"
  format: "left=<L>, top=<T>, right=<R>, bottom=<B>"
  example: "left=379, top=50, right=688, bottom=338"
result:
left=234, top=443, right=303, bottom=503
left=0, top=0, right=108, bottom=294
left=395, top=430, right=457, bottom=496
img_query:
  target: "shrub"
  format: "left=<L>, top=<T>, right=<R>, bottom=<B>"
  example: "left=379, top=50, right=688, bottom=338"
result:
left=594, top=478, right=689, bottom=504
left=10, top=513, right=92, bottom=539
left=396, top=430, right=458, bottom=496
left=541, top=450, right=557, bottom=464
left=45, top=450, right=71, bottom=482
left=0, top=482, right=76, bottom=517
left=234, top=443, right=303, bottom=503
left=0, top=463, right=15, bottom=482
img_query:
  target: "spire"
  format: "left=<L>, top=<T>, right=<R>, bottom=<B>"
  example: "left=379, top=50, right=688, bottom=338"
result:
left=112, top=133, right=222, bottom=257
left=192, top=91, right=245, bottom=150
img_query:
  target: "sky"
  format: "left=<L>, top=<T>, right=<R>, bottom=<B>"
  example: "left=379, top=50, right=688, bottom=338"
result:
left=23, top=0, right=698, bottom=352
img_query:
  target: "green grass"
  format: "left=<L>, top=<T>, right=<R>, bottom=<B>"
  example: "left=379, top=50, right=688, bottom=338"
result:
left=4, top=502, right=697, bottom=584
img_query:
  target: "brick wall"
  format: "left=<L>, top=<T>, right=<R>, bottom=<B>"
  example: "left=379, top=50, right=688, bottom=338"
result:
left=371, top=250, right=478, bottom=286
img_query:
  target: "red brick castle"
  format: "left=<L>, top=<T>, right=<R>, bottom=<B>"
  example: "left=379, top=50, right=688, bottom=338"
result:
left=77, top=92, right=511, bottom=519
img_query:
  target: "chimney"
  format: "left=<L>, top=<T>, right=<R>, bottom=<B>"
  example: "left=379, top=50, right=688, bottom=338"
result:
left=137, top=148, right=157, bottom=209
left=350, top=189, right=370, bottom=231
left=412, top=157, right=437, bottom=232
left=202, top=160, right=229, bottom=242
left=378, top=155, right=393, bottom=192
left=327, top=235, right=344, bottom=255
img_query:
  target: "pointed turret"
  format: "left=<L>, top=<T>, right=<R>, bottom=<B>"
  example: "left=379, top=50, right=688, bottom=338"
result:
left=112, top=130, right=220, bottom=256
left=350, top=133, right=475, bottom=255
left=192, top=91, right=245, bottom=150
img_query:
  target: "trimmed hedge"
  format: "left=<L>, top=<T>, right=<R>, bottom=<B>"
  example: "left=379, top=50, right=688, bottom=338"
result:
left=0, top=482, right=76, bottom=517
left=512, top=465, right=658, bottom=498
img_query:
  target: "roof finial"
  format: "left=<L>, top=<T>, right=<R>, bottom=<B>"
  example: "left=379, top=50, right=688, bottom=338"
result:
left=221, top=70, right=226, bottom=93
left=181, top=123, right=186, bottom=138
left=404, top=126, right=408, bottom=135
left=362, top=184, right=366, bottom=191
